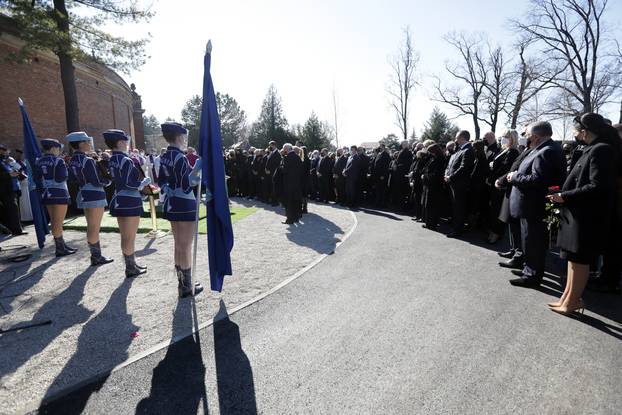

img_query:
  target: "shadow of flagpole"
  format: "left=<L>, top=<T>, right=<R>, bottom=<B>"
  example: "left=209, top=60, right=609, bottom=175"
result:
left=213, top=300, right=257, bottom=414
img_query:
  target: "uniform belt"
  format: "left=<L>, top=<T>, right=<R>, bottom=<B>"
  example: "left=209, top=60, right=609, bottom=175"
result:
left=43, top=179, right=68, bottom=191
left=80, top=183, right=105, bottom=192
left=115, top=189, right=141, bottom=198
left=163, top=186, right=196, bottom=201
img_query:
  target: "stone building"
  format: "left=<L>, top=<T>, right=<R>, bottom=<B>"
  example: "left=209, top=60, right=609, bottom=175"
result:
left=0, top=15, right=145, bottom=151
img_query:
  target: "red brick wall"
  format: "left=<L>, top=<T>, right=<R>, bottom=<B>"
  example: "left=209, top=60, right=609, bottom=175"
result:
left=0, top=38, right=141, bottom=152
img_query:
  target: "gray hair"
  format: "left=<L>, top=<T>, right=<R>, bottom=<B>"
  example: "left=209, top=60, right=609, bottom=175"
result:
left=529, top=121, right=553, bottom=138
left=282, top=143, right=293, bottom=152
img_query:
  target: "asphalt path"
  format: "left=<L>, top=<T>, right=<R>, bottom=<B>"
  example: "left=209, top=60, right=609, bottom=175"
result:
left=35, top=208, right=622, bottom=415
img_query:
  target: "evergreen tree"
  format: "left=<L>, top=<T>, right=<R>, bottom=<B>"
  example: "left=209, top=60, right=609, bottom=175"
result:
left=181, top=95, right=202, bottom=148
left=249, top=85, right=289, bottom=148
left=379, top=133, right=400, bottom=151
left=216, top=92, right=247, bottom=148
left=420, top=107, right=459, bottom=145
left=4, top=0, right=152, bottom=133
left=301, top=112, right=332, bottom=151
left=142, top=114, right=160, bottom=136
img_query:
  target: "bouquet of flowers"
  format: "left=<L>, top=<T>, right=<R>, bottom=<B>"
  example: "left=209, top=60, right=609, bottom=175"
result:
left=545, top=186, right=562, bottom=247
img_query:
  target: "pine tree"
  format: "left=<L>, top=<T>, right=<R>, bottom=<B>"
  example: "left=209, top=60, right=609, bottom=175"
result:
left=249, top=85, right=289, bottom=149
left=300, top=112, right=332, bottom=151
left=420, top=107, right=459, bottom=145
left=216, top=92, right=247, bottom=148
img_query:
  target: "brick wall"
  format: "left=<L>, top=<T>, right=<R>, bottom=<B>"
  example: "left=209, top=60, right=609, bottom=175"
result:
left=0, top=35, right=144, bottom=152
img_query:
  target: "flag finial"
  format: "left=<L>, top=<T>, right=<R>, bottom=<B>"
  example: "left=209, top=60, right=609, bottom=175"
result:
left=18, top=97, right=24, bottom=106
left=206, top=40, right=212, bottom=55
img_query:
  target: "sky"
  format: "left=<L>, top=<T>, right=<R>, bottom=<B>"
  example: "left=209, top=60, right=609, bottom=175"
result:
left=120, top=0, right=622, bottom=146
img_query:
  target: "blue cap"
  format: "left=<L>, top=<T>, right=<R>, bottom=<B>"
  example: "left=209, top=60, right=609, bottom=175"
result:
left=66, top=131, right=93, bottom=142
left=102, top=129, right=129, bottom=141
left=161, top=122, right=188, bottom=136
left=41, top=138, right=63, bottom=149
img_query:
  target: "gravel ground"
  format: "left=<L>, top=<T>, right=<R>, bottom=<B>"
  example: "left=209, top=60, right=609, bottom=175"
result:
left=0, top=198, right=355, bottom=415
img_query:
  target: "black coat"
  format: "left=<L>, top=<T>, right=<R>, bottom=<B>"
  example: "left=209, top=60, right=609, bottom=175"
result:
left=333, top=155, right=347, bottom=177
left=489, top=148, right=519, bottom=184
left=266, top=149, right=282, bottom=174
left=373, top=151, right=390, bottom=179
left=509, top=139, right=565, bottom=220
left=395, top=149, right=413, bottom=176
left=557, top=140, right=615, bottom=255
left=445, top=143, right=475, bottom=187
left=282, top=151, right=303, bottom=201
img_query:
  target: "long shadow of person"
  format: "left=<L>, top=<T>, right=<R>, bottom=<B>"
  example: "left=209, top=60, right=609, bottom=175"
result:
left=38, top=277, right=137, bottom=415
left=0, top=256, right=60, bottom=315
left=135, top=299, right=209, bottom=414
left=0, top=264, right=93, bottom=383
left=285, top=213, right=344, bottom=254
left=213, top=300, right=257, bottom=415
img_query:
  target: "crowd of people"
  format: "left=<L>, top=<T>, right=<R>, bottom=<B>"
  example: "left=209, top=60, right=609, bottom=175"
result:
left=222, top=115, right=622, bottom=313
left=2, top=113, right=621, bottom=309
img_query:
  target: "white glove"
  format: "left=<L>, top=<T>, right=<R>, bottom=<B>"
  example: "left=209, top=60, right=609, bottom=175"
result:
left=138, top=176, right=152, bottom=191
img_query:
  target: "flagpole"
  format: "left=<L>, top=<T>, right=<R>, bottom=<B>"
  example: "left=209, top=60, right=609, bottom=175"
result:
left=190, top=40, right=213, bottom=296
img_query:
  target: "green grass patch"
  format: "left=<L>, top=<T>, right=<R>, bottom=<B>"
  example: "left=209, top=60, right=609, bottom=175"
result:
left=63, top=202, right=257, bottom=234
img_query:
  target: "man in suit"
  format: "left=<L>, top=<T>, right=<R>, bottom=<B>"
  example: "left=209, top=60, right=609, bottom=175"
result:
left=281, top=143, right=303, bottom=224
left=394, top=141, right=413, bottom=209
left=507, top=121, right=565, bottom=287
left=333, top=148, right=348, bottom=205
left=497, top=133, right=533, bottom=269
left=373, top=144, right=391, bottom=207
left=343, top=145, right=362, bottom=208
left=483, top=131, right=501, bottom=163
left=316, top=148, right=332, bottom=203
left=444, top=130, right=475, bottom=237
left=265, top=141, right=282, bottom=206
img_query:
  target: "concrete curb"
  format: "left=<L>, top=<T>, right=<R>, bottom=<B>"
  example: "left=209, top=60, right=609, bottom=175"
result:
left=18, top=209, right=358, bottom=414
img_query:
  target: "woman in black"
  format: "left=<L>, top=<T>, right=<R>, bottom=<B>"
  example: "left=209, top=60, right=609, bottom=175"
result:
left=547, top=113, right=619, bottom=315
left=468, top=140, right=490, bottom=230
left=420, top=143, right=446, bottom=230
left=487, top=130, right=520, bottom=243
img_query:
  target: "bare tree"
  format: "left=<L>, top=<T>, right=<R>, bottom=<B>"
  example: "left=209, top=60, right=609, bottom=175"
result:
left=433, top=32, right=487, bottom=139
left=505, top=39, right=564, bottom=128
left=481, top=45, right=515, bottom=133
left=388, top=27, right=420, bottom=142
left=513, top=0, right=622, bottom=114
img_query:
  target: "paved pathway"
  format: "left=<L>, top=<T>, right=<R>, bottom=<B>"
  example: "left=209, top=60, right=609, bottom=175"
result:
left=0, top=199, right=354, bottom=415
left=32, top=207, right=622, bottom=414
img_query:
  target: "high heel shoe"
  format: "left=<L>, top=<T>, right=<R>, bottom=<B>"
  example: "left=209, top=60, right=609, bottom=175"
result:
left=547, top=298, right=584, bottom=308
left=549, top=302, right=585, bottom=316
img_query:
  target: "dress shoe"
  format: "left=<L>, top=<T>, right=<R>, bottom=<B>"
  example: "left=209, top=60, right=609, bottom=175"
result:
left=510, top=269, right=524, bottom=277
left=550, top=303, right=585, bottom=316
left=497, top=250, right=515, bottom=259
left=499, top=259, right=523, bottom=269
left=509, top=276, right=541, bottom=288
left=446, top=231, right=463, bottom=238
left=282, top=221, right=294, bottom=225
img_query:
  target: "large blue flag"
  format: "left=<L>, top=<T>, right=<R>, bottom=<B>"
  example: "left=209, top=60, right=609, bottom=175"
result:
left=18, top=98, right=49, bottom=249
left=198, top=41, right=234, bottom=292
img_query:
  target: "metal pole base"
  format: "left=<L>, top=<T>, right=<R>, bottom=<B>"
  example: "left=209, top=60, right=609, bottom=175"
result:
left=145, top=229, right=169, bottom=239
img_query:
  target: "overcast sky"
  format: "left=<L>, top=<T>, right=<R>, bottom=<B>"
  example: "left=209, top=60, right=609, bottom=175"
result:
left=122, top=0, right=622, bottom=146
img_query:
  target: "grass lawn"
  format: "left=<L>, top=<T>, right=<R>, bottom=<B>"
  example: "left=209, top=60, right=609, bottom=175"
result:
left=63, top=202, right=257, bottom=234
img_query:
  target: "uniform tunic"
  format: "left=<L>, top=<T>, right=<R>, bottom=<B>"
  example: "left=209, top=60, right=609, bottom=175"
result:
left=158, top=146, right=199, bottom=222
left=69, top=152, right=110, bottom=209
left=34, top=154, right=71, bottom=205
left=108, top=150, right=144, bottom=217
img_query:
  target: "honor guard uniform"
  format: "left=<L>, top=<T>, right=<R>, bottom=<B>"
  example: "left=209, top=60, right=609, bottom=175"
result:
left=158, top=121, right=204, bottom=297
left=0, top=143, right=26, bottom=235
left=67, top=131, right=114, bottom=266
left=34, top=139, right=77, bottom=256
left=104, top=129, right=151, bottom=277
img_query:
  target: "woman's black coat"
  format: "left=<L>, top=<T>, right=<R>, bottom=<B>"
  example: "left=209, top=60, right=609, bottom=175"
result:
left=557, top=139, right=615, bottom=255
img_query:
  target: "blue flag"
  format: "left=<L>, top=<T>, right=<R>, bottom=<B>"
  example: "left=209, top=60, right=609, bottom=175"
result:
left=18, top=98, right=49, bottom=249
left=198, top=41, right=234, bottom=292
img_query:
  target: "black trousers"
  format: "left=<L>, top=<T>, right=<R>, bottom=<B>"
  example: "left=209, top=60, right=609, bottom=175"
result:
left=520, top=217, right=546, bottom=279
left=335, top=176, right=346, bottom=204
left=346, top=179, right=360, bottom=207
left=285, top=197, right=301, bottom=223
left=600, top=217, right=621, bottom=287
left=374, top=177, right=388, bottom=206
left=450, top=184, right=467, bottom=233
left=0, top=194, right=23, bottom=235
left=318, top=176, right=330, bottom=202
left=508, top=217, right=523, bottom=259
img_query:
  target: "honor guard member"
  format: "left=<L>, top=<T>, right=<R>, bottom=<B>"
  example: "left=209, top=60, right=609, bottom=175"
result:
left=67, top=132, right=114, bottom=266
left=158, top=121, right=204, bottom=297
left=34, top=139, right=77, bottom=256
left=104, top=129, right=151, bottom=278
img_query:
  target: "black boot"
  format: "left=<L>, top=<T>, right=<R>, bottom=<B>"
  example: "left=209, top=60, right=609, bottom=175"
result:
left=177, top=267, right=204, bottom=298
left=124, top=253, right=147, bottom=278
left=89, top=241, right=114, bottom=266
left=55, top=236, right=77, bottom=257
